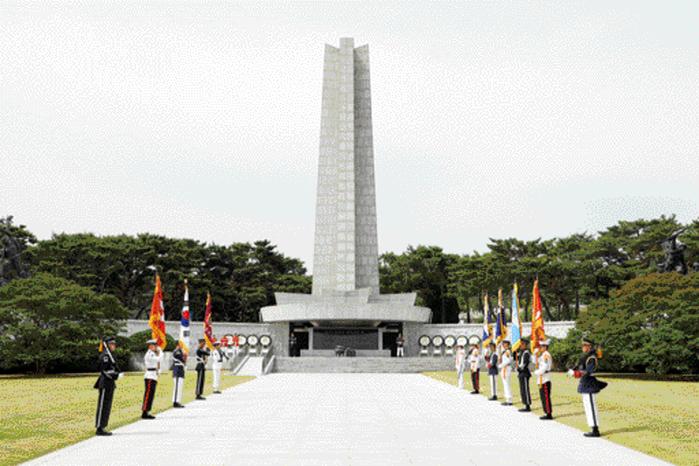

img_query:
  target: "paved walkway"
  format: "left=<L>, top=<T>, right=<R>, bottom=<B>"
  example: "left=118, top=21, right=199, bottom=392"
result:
left=26, top=374, right=668, bottom=466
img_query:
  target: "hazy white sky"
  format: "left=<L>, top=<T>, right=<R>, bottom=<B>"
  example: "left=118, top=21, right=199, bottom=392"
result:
left=2, top=1, right=697, bottom=270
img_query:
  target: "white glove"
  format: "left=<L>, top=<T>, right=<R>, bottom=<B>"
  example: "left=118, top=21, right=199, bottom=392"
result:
left=118, top=373, right=124, bottom=380
left=566, top=369, right=574, bottom=378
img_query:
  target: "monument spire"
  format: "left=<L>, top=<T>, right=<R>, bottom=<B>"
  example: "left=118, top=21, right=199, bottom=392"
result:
left=312, top=37, right=380, bottom=296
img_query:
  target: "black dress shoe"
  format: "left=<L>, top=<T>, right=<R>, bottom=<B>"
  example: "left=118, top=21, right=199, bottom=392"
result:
left=540, top=414, right=553, bottom=420
left=584, top=427, right=601, bottom=437
left=488, top=396, right=498, bottom=401
left=501, top=402, right=513, bottom=406
left=173, top=403, right=185, bottom=408
left=95, top=428, right=112, bottom=436
left=141, top=413, right=155, bottom=419
left=196, top=396, right=206, bottom=400
left=470, top=391, right=479, bottom=395
left=213, top=390, right=222, bottom=394
left=518, top=407, right=531, bottom=412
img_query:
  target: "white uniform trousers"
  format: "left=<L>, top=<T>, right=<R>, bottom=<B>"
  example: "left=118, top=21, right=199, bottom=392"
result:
left=501, top=373, right=512, bottom=402
left=456, top=365, right=465, bottom=389
left=396, top=347, right=404, bottom=357
left=212, top=366, right=222, bottom=391
left=489, top=374, right=497, bottom=398
left=582, top=393, right=600, bottom=428
left=172, top=377, right=184, bottom=403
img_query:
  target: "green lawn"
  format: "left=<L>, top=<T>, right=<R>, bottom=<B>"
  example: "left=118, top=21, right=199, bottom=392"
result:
left=0, top=372, right=253, bottom=466
left=424, top=371, right=699, bottom=466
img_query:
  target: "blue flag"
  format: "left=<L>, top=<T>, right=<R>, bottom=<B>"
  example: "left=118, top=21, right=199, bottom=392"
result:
left=510, top=283, right=522, bottom=351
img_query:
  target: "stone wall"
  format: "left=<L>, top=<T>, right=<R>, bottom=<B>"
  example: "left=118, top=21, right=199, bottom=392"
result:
left=402, top=321, right=575, bottom=357
left=124, top=319, right=290, bottom=356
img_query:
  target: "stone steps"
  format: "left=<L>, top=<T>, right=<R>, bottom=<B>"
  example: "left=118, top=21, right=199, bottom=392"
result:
left=273, top=356, right=454, bottom=373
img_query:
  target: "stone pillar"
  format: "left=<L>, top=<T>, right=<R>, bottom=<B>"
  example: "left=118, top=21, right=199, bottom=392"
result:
left=312, top=38, right=380, bottom=297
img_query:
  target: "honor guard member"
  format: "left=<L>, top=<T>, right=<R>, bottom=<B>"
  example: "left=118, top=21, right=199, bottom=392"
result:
left=534, top=339, right=553, bottom=420
left=486, top=342, right=499, bottom=401
left=498, top=340, right=513, bottom=405
left=455, top=344, right=467, bottom=389
left=94, top=336, right=122, bottom=436
left=172, top=341, right=186, bottom=408
left=211, top=340, right=229, bottom=394
left=195, top=338, right=210, bottom=400
left=568, top=337, right=608, bottom=437
left=468, top=343, right=480, bottom=394
left=516, top=338, right=532, bottom=412
left=141, top=339, right=161, bottom=419
left=396, top=333, right=405, bottom=357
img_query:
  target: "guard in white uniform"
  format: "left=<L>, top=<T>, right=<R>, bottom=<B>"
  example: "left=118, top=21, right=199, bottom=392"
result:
left=468, top=344, right=480, bottom=394
left=534, top=339, right=553, bottom=420
left=455, top=345, right=467, bottom=389
left=141, top=339, right=161, bottom=419
left=498, top=340, right=513, bottom=405
left=211, top=341, right=229, bottom=394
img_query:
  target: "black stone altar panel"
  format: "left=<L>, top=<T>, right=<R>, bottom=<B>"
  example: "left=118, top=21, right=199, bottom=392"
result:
left=314, top=329, right=379, bottom=350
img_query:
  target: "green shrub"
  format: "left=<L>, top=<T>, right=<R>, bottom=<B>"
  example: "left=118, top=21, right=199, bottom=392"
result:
left=128, top=329, right=176, bottom=353
left=569, top=273, right=699, bottom=375
left=0, top=273, right=129, bottom=374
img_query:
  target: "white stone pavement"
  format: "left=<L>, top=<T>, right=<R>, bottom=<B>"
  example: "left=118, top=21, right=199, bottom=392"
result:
left=26, top=374, right=669, bottom=466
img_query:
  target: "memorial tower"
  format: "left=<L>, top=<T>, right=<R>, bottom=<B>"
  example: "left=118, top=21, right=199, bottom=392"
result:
left=261, top=39, right=430, bottom=355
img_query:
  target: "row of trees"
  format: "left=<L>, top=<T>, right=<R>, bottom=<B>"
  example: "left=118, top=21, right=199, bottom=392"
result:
left=2, top=215, right=698, bottom=324
left=382, top=216, right=699, bottom=323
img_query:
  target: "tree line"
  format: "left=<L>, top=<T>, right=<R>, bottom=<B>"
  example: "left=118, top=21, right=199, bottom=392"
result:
left=2, top=214, right=698, bottom=375
left=1, top=215, right=698, bottom=324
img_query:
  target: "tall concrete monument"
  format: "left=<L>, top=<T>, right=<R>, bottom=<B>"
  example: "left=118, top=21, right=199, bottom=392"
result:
left=312, top=37, right=379, bottom=297
left=261, top=39, right=430, bottom=354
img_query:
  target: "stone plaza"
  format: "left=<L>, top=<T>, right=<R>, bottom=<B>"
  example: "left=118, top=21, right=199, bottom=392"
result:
left=27, top=374, right=669, bottom=466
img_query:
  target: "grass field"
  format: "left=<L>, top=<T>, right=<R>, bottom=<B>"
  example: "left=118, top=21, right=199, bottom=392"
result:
left=0, top=372, right=253, bottom=466
left=424, top=371, right=699, bottom=466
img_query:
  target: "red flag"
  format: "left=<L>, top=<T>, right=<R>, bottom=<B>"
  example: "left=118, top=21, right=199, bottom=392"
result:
left=530, top=278, right=546, bottom=353
left=203, top=292, right=215, bottom=350
left=149, top=274, right=167, bottom=350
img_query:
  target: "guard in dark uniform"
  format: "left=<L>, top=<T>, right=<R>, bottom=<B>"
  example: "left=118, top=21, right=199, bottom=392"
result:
left=289, top=334, right=298, bottom=357
left=94, top=337, right=121, bottom=436
left=568, top=337, right=608, bottom=437
left=172, top=341, right=186, bottom=408
left=486, top=342, right=499, bottom=401
left=195, top=339, right=210, bottom=400
left=516, top=339, right=532, bottom=412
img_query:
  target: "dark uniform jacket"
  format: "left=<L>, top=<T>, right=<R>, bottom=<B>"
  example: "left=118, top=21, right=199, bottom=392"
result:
left=487, top=352, right=499, bottom=376
left=172, top=348, right=186, bottom=378
left=94, top=350, right=120, bottom=390
left=195, top=347, right=210, bottom=371
left=517, top=349, right=531, bottom=378
left=574, top=351, right=608, bottom=394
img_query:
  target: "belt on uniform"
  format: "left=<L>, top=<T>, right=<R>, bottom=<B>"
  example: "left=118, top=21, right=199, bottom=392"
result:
left=146, top=368, right=158, bottom=371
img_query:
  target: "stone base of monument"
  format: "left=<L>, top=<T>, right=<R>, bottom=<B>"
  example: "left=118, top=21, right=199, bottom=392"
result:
left=300, top=349, right=391, bottom=357
left=273, top=356, right=453, bottom=373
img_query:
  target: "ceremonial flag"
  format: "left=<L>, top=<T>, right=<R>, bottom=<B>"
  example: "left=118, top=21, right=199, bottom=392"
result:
left=530, top=278, right=546, bottom=353
left=203, top=292, right=215, bottom=350
left=481, top=292, right=493, bottom=348
left=510, top=282, right=523, bottom=351
left=494, top=288, right=507, bottom=344
left=149, top=274, right=167, bottom=350
left=179, top=279, right=191, bottom=355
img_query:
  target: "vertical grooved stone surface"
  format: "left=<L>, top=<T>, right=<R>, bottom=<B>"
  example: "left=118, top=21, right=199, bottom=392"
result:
left=312, top=38, right=380, bottom=297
